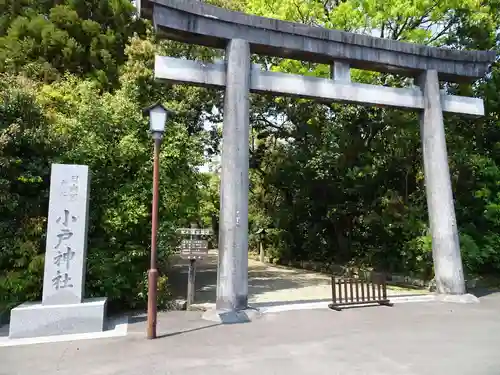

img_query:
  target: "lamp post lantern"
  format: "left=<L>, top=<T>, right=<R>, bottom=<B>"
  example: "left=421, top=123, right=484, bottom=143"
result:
left=143, top=103, right=171, bottom=340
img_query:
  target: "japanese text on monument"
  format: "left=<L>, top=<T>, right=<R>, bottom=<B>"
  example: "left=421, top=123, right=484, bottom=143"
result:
left=51, top=174, right=80, bottom=291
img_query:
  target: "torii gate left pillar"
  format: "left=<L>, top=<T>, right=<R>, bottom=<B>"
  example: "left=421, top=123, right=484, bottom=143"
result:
left=216, top=39, right=252, bottom=314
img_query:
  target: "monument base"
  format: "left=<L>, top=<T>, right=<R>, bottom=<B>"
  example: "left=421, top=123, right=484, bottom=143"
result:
left=8, top=297, right=107, bottom=339
left=202, top=307, right=261, bottom=324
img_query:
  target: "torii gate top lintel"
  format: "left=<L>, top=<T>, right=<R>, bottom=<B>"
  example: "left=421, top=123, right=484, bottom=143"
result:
left=139, top=0, right=496, bottom=83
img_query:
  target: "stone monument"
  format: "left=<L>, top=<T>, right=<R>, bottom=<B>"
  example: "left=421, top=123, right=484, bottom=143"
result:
left=9, top=164, right=107, bottom=339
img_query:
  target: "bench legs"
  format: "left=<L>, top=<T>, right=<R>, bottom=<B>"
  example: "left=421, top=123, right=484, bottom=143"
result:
left=328, top=300, right=393, bottom=311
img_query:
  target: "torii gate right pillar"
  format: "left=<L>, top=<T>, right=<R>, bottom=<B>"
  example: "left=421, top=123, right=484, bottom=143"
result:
left=418, top=70, right=466, bottom=295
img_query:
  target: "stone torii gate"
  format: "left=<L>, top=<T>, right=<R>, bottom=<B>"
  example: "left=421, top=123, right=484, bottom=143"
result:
left=139, top=0, right=496, bottom=317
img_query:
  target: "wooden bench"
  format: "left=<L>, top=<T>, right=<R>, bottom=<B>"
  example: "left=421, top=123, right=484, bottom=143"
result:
left=329, top=274, right=393, bottom=311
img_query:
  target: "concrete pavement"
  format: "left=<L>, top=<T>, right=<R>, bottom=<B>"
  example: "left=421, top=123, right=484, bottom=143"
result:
left=3, top=252, right=496, bottom=375
left=2, top=292, right=500, bottom=375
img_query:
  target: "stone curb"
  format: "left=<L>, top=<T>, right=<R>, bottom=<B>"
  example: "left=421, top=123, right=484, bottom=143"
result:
left=189, top=293, right=443, bottom=315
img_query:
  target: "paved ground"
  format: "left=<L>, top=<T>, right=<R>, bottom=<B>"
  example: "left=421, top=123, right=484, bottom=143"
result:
left=2, top=254, right=496, bottom=374
left=168, top=251, right=424, bottom=308
left=1, top=292, right=500, bottom=375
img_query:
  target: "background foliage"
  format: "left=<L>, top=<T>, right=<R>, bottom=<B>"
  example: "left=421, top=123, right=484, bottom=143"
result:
left=0, top=0, right=499, bottom=313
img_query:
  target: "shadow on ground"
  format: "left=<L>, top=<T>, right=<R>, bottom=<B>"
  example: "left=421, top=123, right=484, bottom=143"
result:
left=168, top=251, right=334, bottom=305
left=468, top=287, right=500, bottom=298
left=167, top=251, right=421, bottom=306
left=126, top=311, right=221, bottom=339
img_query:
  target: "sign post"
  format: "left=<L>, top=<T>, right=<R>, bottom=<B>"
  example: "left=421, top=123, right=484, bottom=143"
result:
left=177, top=225, right=212, bottom=309
left=256, top=228, right=266, bottom=263
left=187, top=257, right=196, bottom=308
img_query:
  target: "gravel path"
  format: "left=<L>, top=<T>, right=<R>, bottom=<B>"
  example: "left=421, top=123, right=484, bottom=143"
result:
left=168, top=250, right=425, bottom=308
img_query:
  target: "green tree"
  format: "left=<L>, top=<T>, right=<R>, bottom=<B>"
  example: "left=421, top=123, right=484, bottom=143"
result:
left=0, top=75, right=64, bottom=312
left=0, top=0, right=143, bottom=88
left=235, top=0, right=500, bottom=278
left=0, top=11, right=221, bottom=311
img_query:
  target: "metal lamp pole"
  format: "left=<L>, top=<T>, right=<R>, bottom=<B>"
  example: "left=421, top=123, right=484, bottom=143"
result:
left=144, top=103, right=170, bottom=340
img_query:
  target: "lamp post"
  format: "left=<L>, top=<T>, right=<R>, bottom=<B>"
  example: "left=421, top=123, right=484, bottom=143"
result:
left=143, top=103, right=171, bottom=340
